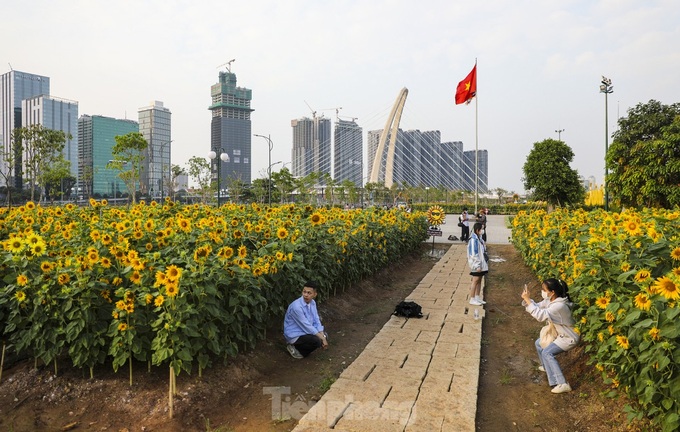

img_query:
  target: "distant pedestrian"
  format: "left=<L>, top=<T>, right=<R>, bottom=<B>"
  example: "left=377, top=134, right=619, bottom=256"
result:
left=467, top=222, right=488, bottom=306
left=460, top=208, right=470, bottom=242
left=476, top=208, right=488, bottom=242
left=520, top=278, right=579, bottom=394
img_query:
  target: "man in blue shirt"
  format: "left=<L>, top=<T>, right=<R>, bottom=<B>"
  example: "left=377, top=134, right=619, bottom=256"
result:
left=283, top=281, right=328, bottom=359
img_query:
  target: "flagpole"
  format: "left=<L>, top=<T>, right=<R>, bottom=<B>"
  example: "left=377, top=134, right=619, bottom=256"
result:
left=474, top=59, right=478, bottom=215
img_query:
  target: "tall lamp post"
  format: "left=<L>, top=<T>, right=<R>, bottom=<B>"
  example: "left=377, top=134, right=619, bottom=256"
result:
left=254, top=134, right=273, bottom=205
left=426, top=186, right=430, bottom=206
left=600, top=76, right=613, bottom=211
left=208, top=148, right=230, bottom=206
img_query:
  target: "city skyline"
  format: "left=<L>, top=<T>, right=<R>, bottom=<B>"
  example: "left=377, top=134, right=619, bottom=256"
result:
left=3, top=1, right=679, bottom=194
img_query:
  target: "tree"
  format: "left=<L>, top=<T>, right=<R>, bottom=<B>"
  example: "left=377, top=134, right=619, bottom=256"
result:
left=271, top=168, right=295, bottom=203
left=43, top=159, right=74, bottom=202
left=12, top=125, right=70, bottom=202
left=607, top=100, right=680, bottom=208
left=225, top=174, right=246, bottom=203
left=186, top=156, right=212, bottom=204
left=494, top=187, right=508, bottom=204
left=522, top=138, right=584, bottom=207
left=169, top=164, right=187, bottom=201
left=251, top=178, right=268, bottom=204
left=108, top=132, right=147, bottom=205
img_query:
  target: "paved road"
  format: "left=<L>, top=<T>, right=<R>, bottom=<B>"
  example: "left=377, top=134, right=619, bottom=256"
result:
left=427, top=214, right=512, bottom=245
left=293, top=245, right=483, bottom=431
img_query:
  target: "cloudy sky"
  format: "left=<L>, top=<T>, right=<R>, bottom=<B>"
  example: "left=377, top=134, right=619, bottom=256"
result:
left=3, top=0, right=679, bottom=193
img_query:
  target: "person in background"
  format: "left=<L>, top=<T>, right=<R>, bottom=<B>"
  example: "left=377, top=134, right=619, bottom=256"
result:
left=520, top=278, right=579, bottom=394
left=460, top=208, right=470, bottom=242
left=467, top=222, right=488, bottom=306
left=283, top=281, right=328, bottom=359
left=476, top=208, right=488, bottom=242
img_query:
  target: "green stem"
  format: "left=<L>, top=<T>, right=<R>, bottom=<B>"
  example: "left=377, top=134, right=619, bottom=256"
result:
left=0, top=342, right=6, bottom=384
left=90, top=366, right=94, bottom=380
left=129, top=353, right=133, bottom=386
left=54, top=358, right=58, bottom=377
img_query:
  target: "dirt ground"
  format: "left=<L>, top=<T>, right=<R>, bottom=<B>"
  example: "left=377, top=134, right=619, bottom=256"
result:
left=0, top=243, right=654, bottom=432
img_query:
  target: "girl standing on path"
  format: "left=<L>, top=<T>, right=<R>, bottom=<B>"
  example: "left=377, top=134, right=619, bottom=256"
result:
left=520, top=278, right=580, bottom=394
left=467, top=222, right=488, bottom=306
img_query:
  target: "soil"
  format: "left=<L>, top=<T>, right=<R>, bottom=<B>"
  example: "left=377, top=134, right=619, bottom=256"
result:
left=0, top=244, right=654, bottom=432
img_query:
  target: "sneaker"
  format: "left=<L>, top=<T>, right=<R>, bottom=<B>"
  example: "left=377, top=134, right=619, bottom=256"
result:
left=551, top=383, right=572, bottom=394
left=286, top=344, right=303, bottom=359
left=538, top=366, right=545, bottom=372
left=469, top=298, right=483, bottom=306
left=475, top=296, right=487, bottom=305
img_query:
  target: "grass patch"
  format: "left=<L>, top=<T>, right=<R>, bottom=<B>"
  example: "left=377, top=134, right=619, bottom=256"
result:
left=499, top=367, right=514, bottom=385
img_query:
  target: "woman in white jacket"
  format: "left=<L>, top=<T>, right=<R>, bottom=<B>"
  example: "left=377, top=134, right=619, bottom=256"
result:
left=521, top=278, right=580, bottom=394
left=467, top=222, right=488, bottom=306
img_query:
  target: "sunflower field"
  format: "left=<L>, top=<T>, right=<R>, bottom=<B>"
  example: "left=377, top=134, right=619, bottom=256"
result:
left=512, top=208, right=680, bottom=431
left=0, top=200, right=428, bottom=382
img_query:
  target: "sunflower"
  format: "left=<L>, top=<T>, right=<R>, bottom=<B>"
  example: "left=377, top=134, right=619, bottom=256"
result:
left=275, top=251, right=285, bottom=261
left=194, top=245, right=212, bottom=262
left=40, top=261, right=54, bottom=272
left=595, top=296, right=610, bottom=309
left=673, top=267, right=680, bottom=277
left=177, top=218, right=191, bottom=232
left=605, top=312, right=615, bottom=322
left=16, top=274, right=28, bottom=286
left=653, top=276, right=680, bottom=300
left=131, top=258, right=145, bottom=271
left=238, top=245, right=247, bottom=258
left=165, top=265, right=182, bottom=282
left=118, top=323, right=128, bottom=332
left=112, top=276, right=123, bottom=286
left=634, top=269, right=652, bottom=283
left=620, top=262, right=631, bottom=272
left=165, top=281, right=179, bottom=298
left=15, top=290, right=27, bottom=302
left=58, top=273, right=71, bottom=285
left=671, top=247, right=680, bottom=261
left=634, top=292, right=652, bottom=311
left=145, top=219, right=155, bottom=231
left=87, top=249, right=99, bottom=263
left=649, top=327, right=661, bottom=341
left=616, top=335, right=630, bottom=350
left=310, top=212, right=324, bottom=226
left=116, top=300, right=126, bottom=311
left=101, top=233, right=113, bottom=245
left=129, top=271, right=142, bottom=285
left=154, top=295, right=165, bottom=307
left=217, top=246, right=234, bottom=260
left=276, top=227, right=288, bottom=240
left=8, top=238, right=25, bottom=253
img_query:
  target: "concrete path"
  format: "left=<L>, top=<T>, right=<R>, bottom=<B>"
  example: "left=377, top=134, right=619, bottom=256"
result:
left=291, top=214, right=512, bottom=431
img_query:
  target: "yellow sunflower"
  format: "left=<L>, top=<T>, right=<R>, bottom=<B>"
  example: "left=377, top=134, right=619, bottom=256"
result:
left=653, top=276, right=680, bottom=301
left=634, top=269, right=652, bottom=283
left=310, top=212, right=324, bottom=226
left=634, top=292, right=652, bottom=311
left=277, top=227, right=288, bottom=240
left=649, top=327, right=661, bottom=341
left=15, top=290, right=27, bottom=302
left=129, top=271, right=142, bottom=285
left=165, top=282, right=179, bottom=298
left=671, top=247, right=680, bottom=261
left=595, top=296, right=610, bottom=309
left=16, top=274, right=28, bottom=286
left=217, top=246, right=234, bottom=260
left=165, top=265, right=182, bottom=282
left=58, top=273, right=71, bottom=285
left=616, top=335, right=630, bottom=350
left=154, top=295, right=165, bottom=307
left=238, top=245, right=247, bottom=258
left=118, top=323, right=128, bottom=332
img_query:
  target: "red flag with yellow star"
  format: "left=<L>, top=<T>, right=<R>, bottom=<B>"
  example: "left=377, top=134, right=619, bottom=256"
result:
left=455, top=65, right=477, bottom=105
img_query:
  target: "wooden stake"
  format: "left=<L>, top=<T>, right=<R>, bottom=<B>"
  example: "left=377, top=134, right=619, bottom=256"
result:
left=169, top=366, right=174, bottom=418
left=0, top=342, right=6, bottom=384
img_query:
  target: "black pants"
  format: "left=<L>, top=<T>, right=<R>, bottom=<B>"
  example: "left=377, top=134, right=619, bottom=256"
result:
left=461, top=225, right=470, bottom=242
left=294, top=334, right=322, bottom=357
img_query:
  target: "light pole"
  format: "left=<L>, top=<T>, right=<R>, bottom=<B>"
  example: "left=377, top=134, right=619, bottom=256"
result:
left=208, top=148, right=230, bottom=206
left=600, top=76, right=613, bottom=211
left=555, top=129, right=564, bottom=141
left=426, top=187, right=430, bottom=206
left=254, top=134, right=273, bottom=206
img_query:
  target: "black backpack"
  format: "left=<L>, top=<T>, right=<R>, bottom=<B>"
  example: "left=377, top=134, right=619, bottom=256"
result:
left=393, top=301, right=423, bottom=318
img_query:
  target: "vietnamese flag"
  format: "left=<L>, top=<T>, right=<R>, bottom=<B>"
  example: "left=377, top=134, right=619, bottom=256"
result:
left=455, top=65, right=477, bottom=105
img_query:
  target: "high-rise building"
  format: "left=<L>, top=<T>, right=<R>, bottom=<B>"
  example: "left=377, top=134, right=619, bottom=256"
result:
left=291, top=117, right=331, bottom=180
left=138, top=101, right=172, bottom=197
left=368, top=128, right=487, bottom=191
left=333, top=119, right=363, bottom=186
left=78, top=115, right=139, bottom=198
left=463, top=149, right=489, bottom=193
left=0, top=70, right=50, bottom=187
left=209, top=71, right=253, bottom=186
left=22, top=95, right=79, bottom=183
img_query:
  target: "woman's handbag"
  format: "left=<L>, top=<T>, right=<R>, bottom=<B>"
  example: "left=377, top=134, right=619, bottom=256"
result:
left=539, top=320, right=558, bottom=348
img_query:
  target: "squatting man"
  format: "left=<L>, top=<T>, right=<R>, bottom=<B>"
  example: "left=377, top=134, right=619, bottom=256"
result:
left=283, top=281, right=328, bottom=359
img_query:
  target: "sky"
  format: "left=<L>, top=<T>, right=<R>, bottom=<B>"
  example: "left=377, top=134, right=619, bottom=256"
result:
left=3, top=0, right=680, bottom=194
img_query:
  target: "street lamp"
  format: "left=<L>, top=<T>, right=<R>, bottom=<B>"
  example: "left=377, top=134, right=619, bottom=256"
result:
left=600, top=76, right=613, bottom=211
left=208, top=148, right=230, bottom=206
left=254, top=134, right=273, bottom=206
left=555, top=129, right=564, bottom=141
left=426, top=186, right=430, bottom=206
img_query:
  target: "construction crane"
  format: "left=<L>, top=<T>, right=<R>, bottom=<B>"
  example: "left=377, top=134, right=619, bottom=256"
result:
left=217, top=59, right=236, bottom=73
left=304, top=100, right=317, bottom=119
left=319, top=107, right=343, bottom=122
left=339, top=115, right=359, bottom=123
